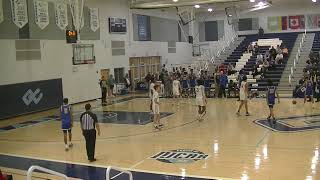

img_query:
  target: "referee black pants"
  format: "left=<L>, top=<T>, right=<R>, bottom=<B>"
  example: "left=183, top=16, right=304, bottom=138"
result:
left=83, top=129, right=96, bottom=160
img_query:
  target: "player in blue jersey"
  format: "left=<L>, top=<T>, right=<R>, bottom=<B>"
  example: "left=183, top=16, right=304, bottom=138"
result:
left=304, top=77, right=314, bottom=103
left=60, top=98, right=73, bottom=151
left=266, top=79, right=280, bottom=124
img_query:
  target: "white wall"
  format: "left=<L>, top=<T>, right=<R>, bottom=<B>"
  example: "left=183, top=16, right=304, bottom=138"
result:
left=196, top=3, right=320, bottom=38
left=0, top=0, right=193, bottom=104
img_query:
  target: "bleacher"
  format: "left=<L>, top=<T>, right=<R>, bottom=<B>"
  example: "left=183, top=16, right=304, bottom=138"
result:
left=311, top=32, right=320, bottom=54
left=221, top=32, right=299, bottom=92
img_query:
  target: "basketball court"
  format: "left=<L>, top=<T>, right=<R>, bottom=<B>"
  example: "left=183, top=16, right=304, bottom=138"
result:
left=1, top=0, right=320, bottom=179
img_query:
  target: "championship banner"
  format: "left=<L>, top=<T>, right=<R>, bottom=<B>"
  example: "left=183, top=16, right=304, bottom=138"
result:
left=267, top=16, right=281, bottom=31
left=0, top=0, right=4, bottom=24
left=55, top=3, right=68, bottom=30
left=89, top=8, right=99, bottom=32
left=34, top=0, right=49, bottom=29
left=10, top=0, right=28, bottom=28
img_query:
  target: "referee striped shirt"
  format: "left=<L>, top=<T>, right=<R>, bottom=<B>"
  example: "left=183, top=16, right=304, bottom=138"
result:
left=80, top=111, right=98, bottom=130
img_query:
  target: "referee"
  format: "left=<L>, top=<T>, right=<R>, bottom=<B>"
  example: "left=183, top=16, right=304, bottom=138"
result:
left=80, top=103, right=100, bottom=162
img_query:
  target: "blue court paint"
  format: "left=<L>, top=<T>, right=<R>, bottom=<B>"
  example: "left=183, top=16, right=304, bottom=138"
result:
left=73, top=111, right=174, bottom=125
left=0, top=154, right=215, bottom=180
left=254, top=114, right=320, bottom=132
left=0, top=115, right=59, bottom=132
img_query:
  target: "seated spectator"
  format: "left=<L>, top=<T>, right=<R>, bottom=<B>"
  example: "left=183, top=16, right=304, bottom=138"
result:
left=253, top=43, right=259, bottom=55
left=306, top=60, right=312, bottom=71
left=270, top=46, right=277, bottom=60
left=256, top=53, right=264, bottom=65
left=264, top=51, right=270, bottom=61
left=282, top=46, right=289, bottom=58
left=262, top=59, right=269, bottom=73
left=275, top=53, right=284, bottom=64
left=259, top=27, right=264, bottom=36
left=247, top=44, right=253, bottom=53
left=269, top=59, right=276, bottom=71
left=276, top=45, right=282, bottom=54
left=227, top=63, right=236, bottom=75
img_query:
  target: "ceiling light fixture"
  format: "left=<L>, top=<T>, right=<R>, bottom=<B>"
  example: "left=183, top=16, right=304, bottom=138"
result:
left=250, top=0, right=255, bottom=2
left=172, top=0, right=178, bottom=2
left=194, top=4, right=200, bottom=8
left=312, top=0, right=317, bottom=2
left=208, top=8, right=213, bottom=12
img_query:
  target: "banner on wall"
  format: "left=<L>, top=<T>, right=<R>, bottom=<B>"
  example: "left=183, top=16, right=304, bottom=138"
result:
left=34, top=0, right=49, bottom=29
left=288, top=15, right=305, bottom=30
left=70, top=0, right=84, bottom=30
left=267, top=16, right=287, bottom=31
left=55, top=3, right=68, bottom=30
left=10, top=0, right=28, bottom=28
left=306, top=14, right=320, bottom=29
left=89, top=8, right=99, bottom=32
left=0, top=0, right=4, bottom=24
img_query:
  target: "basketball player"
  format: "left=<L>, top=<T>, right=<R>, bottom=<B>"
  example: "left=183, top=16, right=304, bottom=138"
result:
left=237, top=76, right=250, bottom=116
left=172, top=76, right=181, bottom=98
left=60, top=98, right=73, bottom=151
left=195, top=79, right=207, bottom=121
left=304, top=77, right=314, bottom=103
left=149, top=78, right=155, bottom=113
left=266, top=79, right=280, bottom=124
left=153, top=85, right=162, bottom=129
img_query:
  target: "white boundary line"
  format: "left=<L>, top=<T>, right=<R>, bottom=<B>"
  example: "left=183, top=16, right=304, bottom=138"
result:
left=0, top=152, right=239, bottom=180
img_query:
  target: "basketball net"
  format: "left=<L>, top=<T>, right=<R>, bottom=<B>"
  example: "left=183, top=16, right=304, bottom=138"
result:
left=69, top=0, right=84, bottom=42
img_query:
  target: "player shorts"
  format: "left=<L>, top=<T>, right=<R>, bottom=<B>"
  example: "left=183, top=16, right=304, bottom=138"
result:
left=195, top=98, right=205, bottom=107
left=62, top=129, right=72, bottom=133
left=152, top=104, right=160, bottom=114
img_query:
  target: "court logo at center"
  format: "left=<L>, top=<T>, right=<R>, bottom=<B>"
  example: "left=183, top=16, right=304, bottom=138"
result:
left=150, top=149, right=209, bottom=164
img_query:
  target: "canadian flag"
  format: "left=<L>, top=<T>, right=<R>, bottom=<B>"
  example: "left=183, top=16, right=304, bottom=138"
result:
left=289, top=15, right=305, bottom=29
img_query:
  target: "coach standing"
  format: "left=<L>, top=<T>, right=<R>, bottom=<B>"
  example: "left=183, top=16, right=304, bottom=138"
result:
left=80, top=104, right=100, bottom=162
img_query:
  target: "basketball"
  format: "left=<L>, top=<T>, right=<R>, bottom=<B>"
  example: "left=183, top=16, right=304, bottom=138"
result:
left=292, top=100, right=297, bottom=104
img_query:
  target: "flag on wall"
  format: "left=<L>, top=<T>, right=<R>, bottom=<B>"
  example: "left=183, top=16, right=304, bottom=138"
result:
left=288, top=15, right=305, bottom=30
left=267, top=16, right=287, bottom=31
left=89, top=8, right=99, bottom=32
left=306, top=14, right=320, bottom=29
left=10, top=0, right=28, bottom=28
left=268, top=16, right=281, bottom=31
left=281, top=16, right=288, bottom=30
left=0, top=0, right=4, bottom=24
left=34, top=0, right=49, bottom=29
left=55, top=3, right=68, bottom=30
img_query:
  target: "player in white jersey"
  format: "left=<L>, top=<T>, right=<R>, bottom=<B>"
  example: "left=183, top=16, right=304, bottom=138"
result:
left=149, top=79, right=155, bottom=112
left=195, top=79, right=207, bottom=121
left=237, top=76, right=250, bottom=116
left=172, top=76, right=181, bottom=98
left=152, top=85, right=162, bottom=129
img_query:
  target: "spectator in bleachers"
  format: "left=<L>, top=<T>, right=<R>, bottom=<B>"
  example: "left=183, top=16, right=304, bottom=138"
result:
left=219, top=71, right=228, bottom=98
left=264, top=51, right=270, bottom=61
left=282, top=46, right=289, bottom=58
left=247, top=43, right=253, bottom=53
left=276, top=45, right=282, bottom=54
left=259, top=27, right=264, bottom=36
left=269, top=46, right=277, bottom=60
left=256, top=53, right=264, bottom=65
left=262, top=59, right=269, bottom=73
left=275, top=52, right=284, bottom=64
left=253, top=43, right=259, bottom=55
left=227, top=63, right=236, bottom=75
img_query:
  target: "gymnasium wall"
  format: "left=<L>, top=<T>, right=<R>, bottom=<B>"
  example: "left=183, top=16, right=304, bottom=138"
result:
left=0, top=0, right=192, bottom=105
left=197, top=3, right=320, bottom=38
